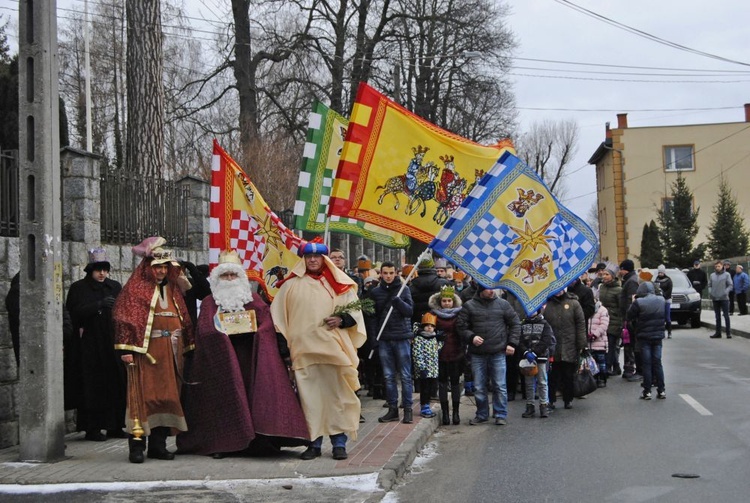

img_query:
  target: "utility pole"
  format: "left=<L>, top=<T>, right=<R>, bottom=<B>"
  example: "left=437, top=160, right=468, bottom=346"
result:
left=17, top=0, right=65, bottom=462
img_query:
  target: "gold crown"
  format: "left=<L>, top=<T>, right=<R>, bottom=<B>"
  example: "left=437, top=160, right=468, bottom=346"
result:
left=219, top=250, right=243, bottom=266
left=440, top=284, right=456, bottom=298
left=412, top=145, right=430, bottom=155
left=421, top=313, right=437, bottom=326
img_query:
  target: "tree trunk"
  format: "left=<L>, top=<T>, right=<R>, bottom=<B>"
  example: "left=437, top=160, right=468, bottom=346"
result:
left=126, top=0, right=164, bottom=178
left=231, top=0, right=260, bottom=172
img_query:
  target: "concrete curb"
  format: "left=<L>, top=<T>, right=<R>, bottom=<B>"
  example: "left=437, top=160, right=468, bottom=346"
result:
left=376, top=410, right=441, bottom=491
left=700, top=321, right=749, bottom=338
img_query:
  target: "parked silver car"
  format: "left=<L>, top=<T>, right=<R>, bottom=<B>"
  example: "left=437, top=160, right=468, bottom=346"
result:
left=664, top=268, right=702, bottom=328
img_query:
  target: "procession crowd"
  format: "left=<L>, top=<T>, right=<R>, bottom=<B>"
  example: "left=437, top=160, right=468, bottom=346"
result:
left=10, top=238, right=725, bottom=465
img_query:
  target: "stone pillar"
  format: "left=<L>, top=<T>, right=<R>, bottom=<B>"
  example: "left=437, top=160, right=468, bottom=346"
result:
left=17, top=0, right=66, bottom=461
left=178, top=176, right=210, bottom=253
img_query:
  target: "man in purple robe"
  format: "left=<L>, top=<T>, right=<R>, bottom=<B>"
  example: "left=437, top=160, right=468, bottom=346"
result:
left=176, top=250, right=309, bottom=457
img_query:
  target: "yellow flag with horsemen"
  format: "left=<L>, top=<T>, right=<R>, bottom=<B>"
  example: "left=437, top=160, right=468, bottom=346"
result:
left=328, top=82, right=515, bottom=244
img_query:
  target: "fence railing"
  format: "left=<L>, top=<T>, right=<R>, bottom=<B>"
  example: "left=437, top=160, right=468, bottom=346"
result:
left=100, top=169, right=190, bottom=247
left=0, top=149, right=19, bottom=237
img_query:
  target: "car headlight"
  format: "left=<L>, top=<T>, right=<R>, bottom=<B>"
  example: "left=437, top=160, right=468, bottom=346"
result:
left=687, top=292, right=701, bottom=302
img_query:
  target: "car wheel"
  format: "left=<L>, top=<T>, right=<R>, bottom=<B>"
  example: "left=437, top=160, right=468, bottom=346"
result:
left=690, top=313, right=701, bottom=328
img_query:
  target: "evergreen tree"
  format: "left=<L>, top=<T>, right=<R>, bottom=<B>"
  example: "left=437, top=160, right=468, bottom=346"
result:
left=639, top=220, right=662, bottom=267
left=707, top=175, right=749, bottom=259
left=657, top=175, right=701, bottom=268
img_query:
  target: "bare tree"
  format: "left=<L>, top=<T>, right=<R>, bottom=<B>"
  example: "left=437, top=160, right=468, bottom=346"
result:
left=126, top=0, right=165, bottom=178
left=586, top=200, right=599, bottom=236
left=515, top=119, right=579, bottom=198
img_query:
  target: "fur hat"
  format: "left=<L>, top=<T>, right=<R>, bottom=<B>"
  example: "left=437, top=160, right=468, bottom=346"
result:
left=619, top=259, right=635, bottom=272
left=84, top=247, right=111, bottom=273
left=421, top=312, right=437, bottom=326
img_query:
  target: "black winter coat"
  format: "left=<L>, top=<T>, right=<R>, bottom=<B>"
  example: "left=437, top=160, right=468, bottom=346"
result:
left=456, top=293, right=521, bottom=355
left=368, top=277, right=414, bottom=341
left=409, top=268, right=449, bottom=325
left=518, top=315, right=554, bottom=361
left=65, top=275, right=126, bottom=430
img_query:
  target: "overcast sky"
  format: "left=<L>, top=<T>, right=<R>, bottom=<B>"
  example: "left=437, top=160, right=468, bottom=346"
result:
left=508, top=1, right=750, bottom=218
left=2, top=0, right=749, bottom=220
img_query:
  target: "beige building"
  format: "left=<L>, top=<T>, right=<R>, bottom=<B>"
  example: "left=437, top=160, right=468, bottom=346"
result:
left=588, top=105, right=750, bottom=265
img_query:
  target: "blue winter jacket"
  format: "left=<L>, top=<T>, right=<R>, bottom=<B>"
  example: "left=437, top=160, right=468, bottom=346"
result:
left=626, top=282, right=666, bottom=341
left=733, top=272, right=749, bottom=295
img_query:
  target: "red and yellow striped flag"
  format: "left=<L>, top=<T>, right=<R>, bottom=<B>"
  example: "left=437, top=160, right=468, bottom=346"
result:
left=329, top=82, right=515, bottom=243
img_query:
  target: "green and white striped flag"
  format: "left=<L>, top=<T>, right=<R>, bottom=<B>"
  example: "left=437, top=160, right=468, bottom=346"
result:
left=294, top=101, right=410, bottom=248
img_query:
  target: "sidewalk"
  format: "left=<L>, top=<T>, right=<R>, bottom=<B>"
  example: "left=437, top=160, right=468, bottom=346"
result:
left=700, top=305, right=750, bottom=338
left=0, top=393, right=444, bottom=492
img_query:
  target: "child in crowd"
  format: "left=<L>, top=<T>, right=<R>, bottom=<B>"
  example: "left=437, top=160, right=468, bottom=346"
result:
left=588, top=299, right=610, bottom=387
left=518, top=310, right=555, bottom=418
left=413, top=312, right=442, bottom=418
left=429, top=285, right=464, bottom=425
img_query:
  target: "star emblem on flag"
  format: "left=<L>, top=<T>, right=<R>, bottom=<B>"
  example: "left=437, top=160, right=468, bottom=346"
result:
left=509, top=218, right=554, bottom=252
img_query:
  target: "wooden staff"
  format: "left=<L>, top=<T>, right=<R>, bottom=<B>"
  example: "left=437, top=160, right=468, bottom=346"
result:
left=126, top=361, right=145, bottom=440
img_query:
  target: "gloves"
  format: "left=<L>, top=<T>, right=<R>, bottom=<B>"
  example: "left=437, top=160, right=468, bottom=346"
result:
left=100, top=296, right=116, bottom=309
left=525, top=351, right=536, bottom=363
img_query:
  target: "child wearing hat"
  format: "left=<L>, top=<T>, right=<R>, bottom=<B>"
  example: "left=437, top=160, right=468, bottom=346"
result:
left=413, top=312, right=443, bottom=418
left=428, top=285, right=464, bottom=425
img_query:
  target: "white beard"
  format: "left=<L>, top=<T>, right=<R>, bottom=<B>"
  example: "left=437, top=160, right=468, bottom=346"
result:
left=211, top=278, right=254, bottom=312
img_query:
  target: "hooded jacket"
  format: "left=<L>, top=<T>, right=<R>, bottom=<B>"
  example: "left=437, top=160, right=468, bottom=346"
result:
left=626, top=282, right=666, bottom=341
left=429, top=291, right=464, bottom=362
left=543, top=292, right=586, bottom=363
left=409, top=267, right=450, bottom=324
left=598, top=277, right=623, bottom=335
left=456, top=290, right=521, bottom=355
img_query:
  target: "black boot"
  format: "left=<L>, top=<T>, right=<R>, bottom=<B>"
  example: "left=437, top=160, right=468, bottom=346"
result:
left=522, top=404, right=535, bottom=418
left=128, top=436, right=146, bottom=464
left=441, top=402, right=450, bottom=425
left=378, top=406, right=399, bottom=423
left=539, top=404, right=549, bottom=418
left=147, top=427, right=175, bottom=460
left=452, top=402, right=461, bottom=425
left=402, top=407, right=413, bottom=424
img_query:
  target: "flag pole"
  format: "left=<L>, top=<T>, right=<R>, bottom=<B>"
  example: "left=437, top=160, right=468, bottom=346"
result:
left=368, top=248, right=432, bottom=359
left=323, top=215, right=331, bottom=248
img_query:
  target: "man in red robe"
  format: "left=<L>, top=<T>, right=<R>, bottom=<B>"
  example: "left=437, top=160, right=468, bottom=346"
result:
left=113, top=237, right=194, bottom=464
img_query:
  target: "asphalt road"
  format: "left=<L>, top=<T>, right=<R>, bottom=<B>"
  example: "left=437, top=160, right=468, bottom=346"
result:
left=391, top=325, right=750, bottom=503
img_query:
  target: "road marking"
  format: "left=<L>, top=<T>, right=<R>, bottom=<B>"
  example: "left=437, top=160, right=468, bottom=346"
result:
left=680, top=394, right=713, bottom=416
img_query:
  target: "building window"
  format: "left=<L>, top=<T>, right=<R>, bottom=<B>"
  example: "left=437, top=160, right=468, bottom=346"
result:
left=599, top=207, right=606, bottom=235
left=663, top=145, right=694, bottom=172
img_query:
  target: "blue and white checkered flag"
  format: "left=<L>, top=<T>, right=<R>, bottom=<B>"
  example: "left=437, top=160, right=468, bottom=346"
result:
left=430, top=151, right=598, bottom=315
